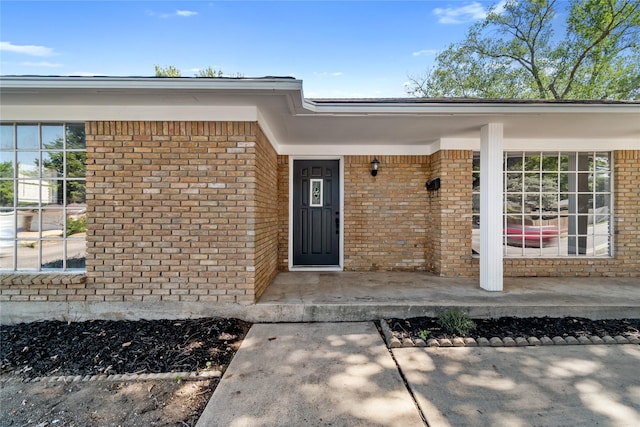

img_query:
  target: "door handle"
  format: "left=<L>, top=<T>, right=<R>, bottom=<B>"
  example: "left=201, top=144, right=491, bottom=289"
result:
left=335, top=212, right=340, bottom=234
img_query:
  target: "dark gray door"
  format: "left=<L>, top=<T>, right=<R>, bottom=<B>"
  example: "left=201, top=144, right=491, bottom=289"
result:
left=293, top=160, right=340, bottom=266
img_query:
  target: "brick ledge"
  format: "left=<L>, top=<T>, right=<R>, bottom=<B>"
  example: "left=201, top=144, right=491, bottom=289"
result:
left=0, top=274, right=86, bottom=286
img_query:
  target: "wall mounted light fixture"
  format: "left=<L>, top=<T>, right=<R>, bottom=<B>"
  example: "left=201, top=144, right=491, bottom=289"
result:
left=371, top=158, right=380, bottom=176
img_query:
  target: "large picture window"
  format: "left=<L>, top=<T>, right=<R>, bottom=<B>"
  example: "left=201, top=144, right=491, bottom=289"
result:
left=0, top=123, right=86, bottom=271
left=473, top=152, right=612, bottom=257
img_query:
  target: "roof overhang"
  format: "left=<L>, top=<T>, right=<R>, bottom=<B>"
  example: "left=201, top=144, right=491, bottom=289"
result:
left=1, top=76, right=638, bottom=154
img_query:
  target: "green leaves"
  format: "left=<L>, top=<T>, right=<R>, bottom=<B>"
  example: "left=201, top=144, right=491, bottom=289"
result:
left=409, top=0, right=640, bottom=99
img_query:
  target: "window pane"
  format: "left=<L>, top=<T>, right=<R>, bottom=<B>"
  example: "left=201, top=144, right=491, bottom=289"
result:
left=41, top=208, right=64, bottom=234
left=595, top=173, right=610, bottom=192
left=505, top=154, right=523, bottom=171
left=16, top=180, right=41, bottom=206
left=594, top=153, right=610, bottom=172
left=542, top=173, right=558, bottom=191
left=16, top=209, right=34, bottom=233
left=66, top=180, right=86, bottom=204
left=40, top=239, right=64, bottom=269
left=41, top=125, right=64, bottom=150
left=66, top=124, right=86, bottom=150
left=16, top=239, right=39, bottom=269
left=0, top=151, right=14, bottom=176
left=0, top=239, right=15, bottom=269
left=66, top=239, right=87, bottom=269
left=506, top=173, right=522, bottom=192
left=472, top=172, right=480, bottom=192
left=559, top=154, right=570, bottom=171
left=0, top=210, right=14, bottom=239
left=66, top=151, right=87, bottom=178
left=506, top=194, right=523, bottom=214
left=0, top=125, right=13, bottom=150
left=0, top=181, right=14, bottom=208
left=524, top=154, right=541, bottom=170
left=16, top=125, right=39, bottom=150
left=41, top=151, right=62, bottom=178
left=41, top=180, right=62, bottom=205
left=541, top=155, right=559, bottom=171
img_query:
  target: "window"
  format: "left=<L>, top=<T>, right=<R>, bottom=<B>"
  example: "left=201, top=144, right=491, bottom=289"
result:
left=0, top=123, right=86, bottom=271
left=472, top=152, right=612, bottom=257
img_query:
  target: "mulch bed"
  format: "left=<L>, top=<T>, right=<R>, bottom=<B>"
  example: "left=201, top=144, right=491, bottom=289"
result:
left=387, top=316, right=640, bottom=341
left=1, top=317, right=251, bottom=378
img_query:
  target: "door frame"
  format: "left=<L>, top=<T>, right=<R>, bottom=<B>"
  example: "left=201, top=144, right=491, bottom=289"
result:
left=288, top=156, right=344, bottom=271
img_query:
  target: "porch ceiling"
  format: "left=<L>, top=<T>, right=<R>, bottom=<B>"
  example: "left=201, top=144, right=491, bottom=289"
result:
left=1, top=76, right=638, bottom=152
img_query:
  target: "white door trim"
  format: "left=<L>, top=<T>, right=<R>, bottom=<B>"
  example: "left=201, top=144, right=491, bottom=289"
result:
left=288, top=156, right=344, bottom=271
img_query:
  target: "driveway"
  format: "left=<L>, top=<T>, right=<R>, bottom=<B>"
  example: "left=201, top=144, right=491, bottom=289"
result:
left=393, top=345, right=640, bottom=427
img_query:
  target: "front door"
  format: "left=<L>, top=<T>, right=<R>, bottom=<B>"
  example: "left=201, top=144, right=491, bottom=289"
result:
left=293, top=160, right=340, bottom=266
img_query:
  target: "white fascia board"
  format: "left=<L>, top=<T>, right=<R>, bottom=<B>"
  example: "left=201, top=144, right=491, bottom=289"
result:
left=0, top=105, right=258, bottom=122
left=0, top=76, right=304, bottom=92
left=440, top=138, right=640, bottom=151
left=300, top=101, right=640, bottom=116
left=279, top=143, right=438, bottom=156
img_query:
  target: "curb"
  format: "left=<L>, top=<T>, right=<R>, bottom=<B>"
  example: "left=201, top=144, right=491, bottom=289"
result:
left=0, top=369, right=222, bottom=384
left=379, top=319, right=640, bottom=349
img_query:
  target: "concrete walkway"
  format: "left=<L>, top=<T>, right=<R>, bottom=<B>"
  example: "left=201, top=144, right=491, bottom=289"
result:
left=196, top=322, right=424, bottom=427
left=395, top=345, right=640, bottom=427
left=197, top=322, right=640, bottom=427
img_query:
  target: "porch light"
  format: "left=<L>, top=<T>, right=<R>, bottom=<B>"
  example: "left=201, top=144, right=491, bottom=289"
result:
left=371, top=157, right=380, bottom=176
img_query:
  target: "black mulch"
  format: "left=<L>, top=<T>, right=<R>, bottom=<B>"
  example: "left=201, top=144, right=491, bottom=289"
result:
left=1, top=317, right=251, bottom=378
left=387, top=316, right=640, bottom=341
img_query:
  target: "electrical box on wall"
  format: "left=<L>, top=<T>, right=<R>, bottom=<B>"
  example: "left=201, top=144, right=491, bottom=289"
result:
left=426, top=178, right=441, bottom=192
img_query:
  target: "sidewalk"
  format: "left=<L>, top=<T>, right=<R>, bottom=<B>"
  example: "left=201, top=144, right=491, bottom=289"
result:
left=196, top=322, right=424, bottom=427
left=197, top=322, right=640, bottom=427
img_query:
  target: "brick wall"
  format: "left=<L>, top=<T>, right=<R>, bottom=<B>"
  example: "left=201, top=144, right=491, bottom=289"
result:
left=253, top=127, right=279, bottom=299
left=277, top=156, right=289, bottom=271
left=343, top=155, right=431, bottom=271
left=425, top=150, right=475, bottom=276
left=84, top=121, right=265, bottom=304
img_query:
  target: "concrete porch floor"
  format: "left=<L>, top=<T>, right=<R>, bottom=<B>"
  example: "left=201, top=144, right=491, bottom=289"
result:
left=256, top=271, right=640, bottom=322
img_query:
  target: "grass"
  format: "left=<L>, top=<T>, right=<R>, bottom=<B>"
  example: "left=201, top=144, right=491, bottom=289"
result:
left=437, top=309, right=476, bottom=336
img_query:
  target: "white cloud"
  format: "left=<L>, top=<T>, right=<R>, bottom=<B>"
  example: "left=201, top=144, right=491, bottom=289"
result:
left=146, top=9, right=198, bottom=18
left=433, top=2, right=488, bottom=24
left=0, top=41, right=56, bottom=57
left=176, top=10, right=198, bottom=17
left=412, top=49, right=438, bottom=57
left=20, top=61, right=62, bottom=68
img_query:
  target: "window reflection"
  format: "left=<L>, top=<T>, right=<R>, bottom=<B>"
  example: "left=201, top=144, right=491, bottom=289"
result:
left=473, top=151, right=612, bottom=257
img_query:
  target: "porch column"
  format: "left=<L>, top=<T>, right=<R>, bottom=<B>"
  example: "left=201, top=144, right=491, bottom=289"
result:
left=480, top=123, right=503, bottom=291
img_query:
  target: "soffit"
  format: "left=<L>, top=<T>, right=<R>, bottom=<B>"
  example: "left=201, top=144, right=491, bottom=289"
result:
left=1, top=77, right=638, bottom=147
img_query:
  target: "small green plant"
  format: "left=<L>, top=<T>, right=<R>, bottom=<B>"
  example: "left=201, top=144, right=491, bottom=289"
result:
left=174, top=375, right=183, bottom=382
left=437, top=309, right=476, bottom=336
left=205, top=361, right=213, bottom=369
left=418, top=330, right=430, bottom=341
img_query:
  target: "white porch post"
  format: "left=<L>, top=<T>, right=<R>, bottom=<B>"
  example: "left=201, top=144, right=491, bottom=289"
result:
left=480, top=123, right=503, bottom=291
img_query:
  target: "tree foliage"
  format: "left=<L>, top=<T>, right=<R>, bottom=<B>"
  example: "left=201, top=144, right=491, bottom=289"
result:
left=408, top=0, right=640, bottom=99
left=155, top=64, right=244, bottom=78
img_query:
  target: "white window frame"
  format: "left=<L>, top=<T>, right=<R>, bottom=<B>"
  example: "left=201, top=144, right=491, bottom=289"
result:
left=473, top=151, right=614, bottom=258
left=0, top=122, right=87, bottom=272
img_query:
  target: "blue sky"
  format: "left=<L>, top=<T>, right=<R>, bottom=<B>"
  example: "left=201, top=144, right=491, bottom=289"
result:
left=1, top=1, right=505, bottom=98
